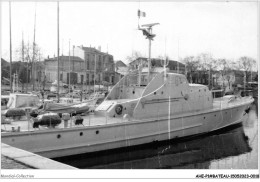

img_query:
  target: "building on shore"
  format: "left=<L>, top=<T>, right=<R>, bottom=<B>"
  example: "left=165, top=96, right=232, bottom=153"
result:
left=44, top=56, right=85, bottom=84
left=44, top=46, right=116, bottom=86
left=73, top=45, right=115, bottom=85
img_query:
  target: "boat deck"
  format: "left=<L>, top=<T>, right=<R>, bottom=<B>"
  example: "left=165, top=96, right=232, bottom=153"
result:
left=1, top=96, right=253, bottom=133
left=1, top=113, right=126, bottom=132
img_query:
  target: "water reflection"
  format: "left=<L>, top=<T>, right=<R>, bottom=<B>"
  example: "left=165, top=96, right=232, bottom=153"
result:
left=55, top=123, right=252, bottom=169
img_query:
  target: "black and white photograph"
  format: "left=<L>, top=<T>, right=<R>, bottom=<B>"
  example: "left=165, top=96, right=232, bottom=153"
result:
left=1, top=0, right=259, bottom=180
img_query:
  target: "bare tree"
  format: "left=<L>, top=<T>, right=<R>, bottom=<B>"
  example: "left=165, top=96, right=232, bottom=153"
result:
left=238, top=56, right=256, bottom=82
left=125, top=51, right=143, bottom=64
left=182, top=56, right=200, bottom=83
left=14, top=42, right=42, bottom=92
left=215, top=58, right=235, bottom=91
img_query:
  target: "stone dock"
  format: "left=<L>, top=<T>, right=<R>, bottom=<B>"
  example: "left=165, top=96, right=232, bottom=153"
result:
left=1, top=143, right=77, bottom=169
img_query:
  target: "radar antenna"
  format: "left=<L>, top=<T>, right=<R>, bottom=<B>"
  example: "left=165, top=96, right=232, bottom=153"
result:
left=138, top=23, right=159, bottom=82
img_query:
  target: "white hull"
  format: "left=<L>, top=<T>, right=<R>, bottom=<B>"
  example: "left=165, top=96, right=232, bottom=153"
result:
left=1, top=102, right=251, bottom=158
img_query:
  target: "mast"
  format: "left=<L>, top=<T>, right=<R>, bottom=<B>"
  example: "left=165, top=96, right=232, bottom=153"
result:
left=69, top=39, right=71, bottom=98
left=94, top=54, right=96, bottom=94
left=85, top=49, right=87, bottom=95
left=9, top=1, right=12, bottom=92
left=177, top=39, right=179, bottom=74
left=26, top=40, right=29, bottom=93
left=140, top=23, right=159, bottom=82
left=22, top=32, right=24, bottom=92
left=32, top=4, right=37, bottom=91
left=57, top=1, right=60, bottom=102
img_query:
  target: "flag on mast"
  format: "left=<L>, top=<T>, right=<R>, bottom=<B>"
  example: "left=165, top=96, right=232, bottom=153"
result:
left=138, top=9, right=146, bottom=17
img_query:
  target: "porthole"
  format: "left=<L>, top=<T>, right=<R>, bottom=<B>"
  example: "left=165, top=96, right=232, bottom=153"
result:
left=214, top=114, right=216, bottom=117
left=80, top=132, right=83, bottom=136
left=199, top=90, right=200, bottom=92
left=161, top=91, right=164, bottom=95
left=57, top=134, right=61, bottom=139
left=132, top=91, right=135, bottom=94
left=154, top=92, right=156, bottom=95
left=121, top=90, right=123, bottom=92
left=96, top=130, right=99, bottom=134
left=204, top=117, right=206, bottom=119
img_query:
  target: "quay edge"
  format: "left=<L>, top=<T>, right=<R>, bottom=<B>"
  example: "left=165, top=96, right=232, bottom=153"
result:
left=1, top=143, right=77, bottom=169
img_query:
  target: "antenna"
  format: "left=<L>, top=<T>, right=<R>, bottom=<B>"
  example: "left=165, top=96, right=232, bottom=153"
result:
left=139, top=22, right=159, bottom=82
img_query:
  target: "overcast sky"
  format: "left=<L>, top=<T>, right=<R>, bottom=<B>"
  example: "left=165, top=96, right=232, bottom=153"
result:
left=0, top=1, right=258, bottom=63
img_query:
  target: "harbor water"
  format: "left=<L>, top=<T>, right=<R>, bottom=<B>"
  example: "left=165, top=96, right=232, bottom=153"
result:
left=53, top=102, right=258, bottom=169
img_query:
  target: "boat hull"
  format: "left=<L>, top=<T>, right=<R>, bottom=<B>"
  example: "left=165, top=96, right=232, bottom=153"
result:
left=1, top=101, right=252, bottom=159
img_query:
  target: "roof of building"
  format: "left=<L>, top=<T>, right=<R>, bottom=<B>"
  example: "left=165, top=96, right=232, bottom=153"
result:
left=45, top=56, right=84, bottom=62
left=115, top=60, right=127, bottom=67
left=1, top=58, right=9, bottom=67
left=77, top=46, right=113, bottom=57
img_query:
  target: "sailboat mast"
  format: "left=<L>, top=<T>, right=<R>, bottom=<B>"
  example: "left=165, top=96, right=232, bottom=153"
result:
left=22, top=32, right=24, bottom=63
left=69, top=39, right=71, bottom=98
left=177, top=39, right=179, bottom=74
left=32, top=4, right=37, bottom=91
left=94, top=54, right=96, bottom=94
left=57, top=1, right=60, bottom=102
left=22, top=32, right=24, bottom=92
left=9, top=1, right=12, bottom=92
left=26, top=40, right=29, bottom=93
